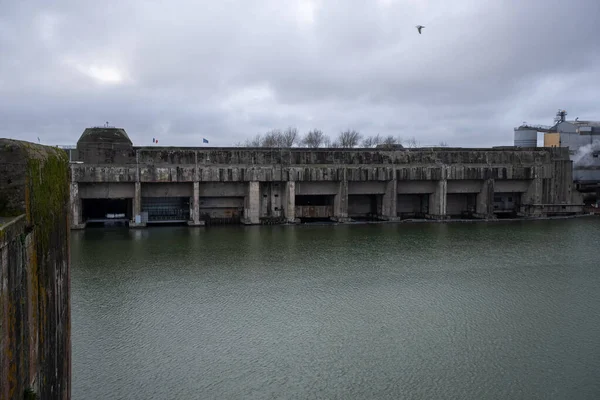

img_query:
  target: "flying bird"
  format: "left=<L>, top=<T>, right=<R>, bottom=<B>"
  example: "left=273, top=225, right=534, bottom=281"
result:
left=416, top=25, right=425, bottom=34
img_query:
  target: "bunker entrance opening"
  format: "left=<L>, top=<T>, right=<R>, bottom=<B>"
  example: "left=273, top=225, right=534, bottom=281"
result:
left=447, top=193, right=477, bottom=219
left=141, top=197, right=190, bottom=224
left=397, top=194, right=429, bottom=219
left=493, top=192, right=522, bottom=218
left=199, top=196, right=244, bottom=225
left=348, top=194, right=381, bottom=221
left=295, top=195, right=334, bottom=222
left=82, top=198, right=132, bottom=225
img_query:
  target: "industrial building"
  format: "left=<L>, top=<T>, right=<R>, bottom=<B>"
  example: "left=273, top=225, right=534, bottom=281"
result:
left=66, top=127, right=582, bottom=229
left=514, top=109, right=600, bottom=194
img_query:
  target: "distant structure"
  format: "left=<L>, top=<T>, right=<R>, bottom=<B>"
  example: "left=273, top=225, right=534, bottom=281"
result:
left=513, top=126, right=537, bottom=147
left=514, top=109, right=600, bottom=193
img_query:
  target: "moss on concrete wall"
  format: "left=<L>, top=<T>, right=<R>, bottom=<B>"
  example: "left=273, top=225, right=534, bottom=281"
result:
left=0, top=139, right=71, bottom=400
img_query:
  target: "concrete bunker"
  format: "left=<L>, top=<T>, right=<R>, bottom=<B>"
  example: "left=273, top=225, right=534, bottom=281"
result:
left=66, top=140, right=583, bottom=228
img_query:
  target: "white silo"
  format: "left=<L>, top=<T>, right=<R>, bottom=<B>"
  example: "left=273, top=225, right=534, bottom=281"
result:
left=514, top=127, right=537, bottom=147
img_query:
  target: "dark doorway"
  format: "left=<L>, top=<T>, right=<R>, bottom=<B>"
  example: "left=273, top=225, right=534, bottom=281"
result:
left=82, top=198, right=132, bottom=222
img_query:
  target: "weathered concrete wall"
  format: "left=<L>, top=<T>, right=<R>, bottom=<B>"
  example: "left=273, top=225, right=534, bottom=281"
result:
left=259, top=182, right=283, bottom=219
left=447, top=180, right=482, bottom=194
left=76, top=127, right=134, bottom=165
left=0, top=139, right=71, bottom=400
left=74, top=142, right=564, bottom=166
left=79, top=182, right=135, bottom=199
left=296, top=182, right=338, bottom=195
left=494, top=180, right=530, bottom=192
left=141, top=183, right=193, bottom=197
left=72, top=164, right=541, bottom=184
left=199, top=182, right=247, bottom=197
left=397, top=181, right=437, bottom=194
left=348, top=181, right=386, bottom=195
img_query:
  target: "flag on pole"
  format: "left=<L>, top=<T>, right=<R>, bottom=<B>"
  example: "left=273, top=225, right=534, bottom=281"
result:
left=153, top=138, right=155, bottom=143
left=37, top=137, right=40, bottom=143
left=202, top=138, right=209, bottom=144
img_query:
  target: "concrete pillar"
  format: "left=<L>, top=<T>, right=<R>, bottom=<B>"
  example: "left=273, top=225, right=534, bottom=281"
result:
left=284, top=181, right=296, bottom=223
left=134, top=182, right=141, bottom=216
left=427, top=179, right=447, bottom=219
left=188, top=181, right=204, bottom=226
left=521, top=174, right=544, bottom=217
left=243, top=181, right=260, bottom=225
left=270, top=183, right=282, bottom=218
left=380, top=179, right=398, bottom=221
left=70, top=182, right=85, bottom=229
left=333, top=173, right=350, bottom=222
left=130, top=181, right=146, bottom=228
left=475, top=179, right=495, bottom=219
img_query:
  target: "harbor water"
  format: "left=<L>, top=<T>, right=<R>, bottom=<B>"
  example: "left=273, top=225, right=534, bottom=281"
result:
left=71, top=219, right=600, bottom=399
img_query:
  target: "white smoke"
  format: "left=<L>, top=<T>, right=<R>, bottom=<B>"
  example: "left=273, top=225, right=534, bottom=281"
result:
left=573, top=140, right=600, bottom=168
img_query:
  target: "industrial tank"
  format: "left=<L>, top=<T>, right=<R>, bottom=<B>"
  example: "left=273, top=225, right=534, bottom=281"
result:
left=514, top=127, right=537, bottom=147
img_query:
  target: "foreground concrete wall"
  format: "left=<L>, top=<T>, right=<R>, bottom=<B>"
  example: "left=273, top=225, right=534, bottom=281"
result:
left=70, top=139, right=582, bottom=226
left=0, top=139, right=71, bottom=400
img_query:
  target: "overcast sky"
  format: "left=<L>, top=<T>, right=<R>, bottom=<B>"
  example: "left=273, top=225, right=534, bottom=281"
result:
left=1, top=0, right=599, bottom=147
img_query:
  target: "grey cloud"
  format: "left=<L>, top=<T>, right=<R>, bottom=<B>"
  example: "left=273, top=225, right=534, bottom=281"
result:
left=0, top=0, right=599, bottom=147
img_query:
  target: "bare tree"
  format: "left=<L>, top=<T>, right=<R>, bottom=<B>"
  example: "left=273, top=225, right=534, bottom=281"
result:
left=405, top=136, right=419, bottom=148
left=262, top=129, right=282, bottom=147
left=376, top=135, right=404, bottom=149
left=438, top=141, right=449, bottom=147
left=245, top=134, right=263, bottom=147
left=383, top=135, right=400, bottom=146
left=301, top=129, right=326, bottom=148
left=361, top=134, right=382, bottom=148
left=337, top=129, right=362, bottom=148
left=281, top=127, right=298, bottom=147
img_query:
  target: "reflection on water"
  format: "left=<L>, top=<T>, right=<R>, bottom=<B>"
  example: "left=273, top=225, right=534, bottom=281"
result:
left=72, top=219, right=600, bottom=399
